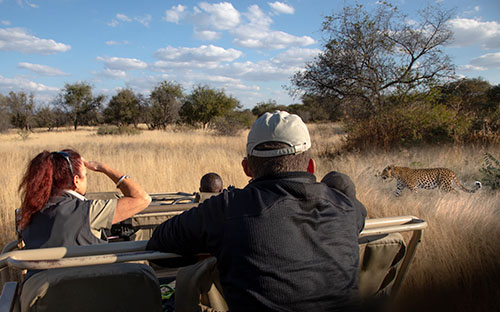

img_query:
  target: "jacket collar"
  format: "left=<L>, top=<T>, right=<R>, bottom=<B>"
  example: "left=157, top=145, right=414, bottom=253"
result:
left=63, top=189, right=87, bottom=201
left=251, top=171, right=316, bottom=184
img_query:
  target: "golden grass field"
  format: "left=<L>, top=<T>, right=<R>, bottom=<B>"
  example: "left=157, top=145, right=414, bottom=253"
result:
left=1, top=124, right=499, bottom=311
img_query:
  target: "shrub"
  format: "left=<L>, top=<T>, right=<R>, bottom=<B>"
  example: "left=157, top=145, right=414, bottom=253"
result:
left=17, top=129, right=31, bottom=141
left=480, top=153, right=500, bottom=190
left=342, top=103, right=472, bottom=150
left=97, top=125, right=141, bottom=136
left=211, top=110, right=255, bottom=136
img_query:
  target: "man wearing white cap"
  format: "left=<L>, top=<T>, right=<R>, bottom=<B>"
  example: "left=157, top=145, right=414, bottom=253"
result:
left=147, top=111, right=367, bottom=311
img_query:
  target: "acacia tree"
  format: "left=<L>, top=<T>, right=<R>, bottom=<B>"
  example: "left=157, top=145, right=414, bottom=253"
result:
left=289, top=2, right=455, bottom=118
left=180, top=85, right=240, bottom=128
left=103, top=89, right=140, bottom=127
left=0, top=93, right=9, bottom=132
left=56, top=82, right=105, bottom=130
left=251, top=100, right=287, bottom=117
left=6, top=91, right=35, bottom=131
left=148, top=81, right=183, bottom=129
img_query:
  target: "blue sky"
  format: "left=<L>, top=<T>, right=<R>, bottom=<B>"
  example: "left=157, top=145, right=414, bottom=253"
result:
left=1, top=0, right=499, bottom=109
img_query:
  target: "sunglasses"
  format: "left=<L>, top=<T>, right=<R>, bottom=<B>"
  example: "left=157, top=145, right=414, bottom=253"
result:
left=53, top=151, right=74, bottom=177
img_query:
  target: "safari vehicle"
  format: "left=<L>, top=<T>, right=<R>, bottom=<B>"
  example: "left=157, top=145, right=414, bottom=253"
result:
left=0, top=191, right=427, bottom=312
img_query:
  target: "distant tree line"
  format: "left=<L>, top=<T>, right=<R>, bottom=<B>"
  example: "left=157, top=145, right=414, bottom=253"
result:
left=0, top=78, right=343, bottom=136
left=1, top=76, right=499, bottom=143
left=0, top=82, right=252, bottom=135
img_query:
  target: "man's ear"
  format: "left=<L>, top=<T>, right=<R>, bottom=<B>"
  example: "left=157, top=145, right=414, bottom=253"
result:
left=242, top=157, right=253, bottom=178
left=307, top=158, right=316, bottom=174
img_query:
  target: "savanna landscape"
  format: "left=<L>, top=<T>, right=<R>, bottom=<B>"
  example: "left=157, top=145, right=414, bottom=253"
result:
left=0, top=124, right=499, bottom=311
left=1, top=1, right=500, bottom=311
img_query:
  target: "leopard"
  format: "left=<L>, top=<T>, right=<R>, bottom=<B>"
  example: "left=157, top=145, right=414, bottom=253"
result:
left=381, top=165, right=482, bottom=197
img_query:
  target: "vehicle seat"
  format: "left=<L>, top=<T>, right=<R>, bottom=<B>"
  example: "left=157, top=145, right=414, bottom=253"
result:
left=20, top=262, right=162, bottom=312
left=358, top=232, right=406, bottom=298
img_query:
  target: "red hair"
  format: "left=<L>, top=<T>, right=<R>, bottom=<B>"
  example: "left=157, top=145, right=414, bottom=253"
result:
left=18, top=149, right=84, bottom=230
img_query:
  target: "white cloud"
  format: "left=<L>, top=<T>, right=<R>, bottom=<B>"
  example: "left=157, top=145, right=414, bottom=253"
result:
left=233, top=28, right=315, bottom=49
left=214, top=48, right=319, bottom=82
left=458, top=64, right=487, bottom=71
left=0, top=27, right=71, bottom=54
left=172, top=71, right=260, bottom=95
left=151, top=60, right=220, bottom=71
left=18, top=62, right=70, bottom=76
left=463, top=5, right=481, bottom=16
left=116, top=14, right=131, bottom=22
left=135, top=14, right=152, bottom=27
left=164, top=4, right=187, bottom=23
left=228, top=60, right=294, bottom=81
left=154, top=44, right=243, bottom=63
left=105, top=40, right=129, bottom=46
left=193, top=2, right=241, bottom=30
left=1, top=20, right=10, bottom=26
left=96, top=56, right=148, bottom=70
left=108, top=13, right=151, bottom=27
left=469, top=52, right=500, bottom=69
left=107, top=20, right=119, bottom=27
left=16, top=0, right=38, bottom=8
left=245, top=5, right=272, bottom=28
left=194, top=30, right=221, bottom=41
left=268, top=2, right=295, bottom=15
left=270, top=47, right=321, bottom=66
left=174, top=3, right=314, bottom=49
left=448, top=18, right=500, bottom=49
left=231, top=5, right=314, bottom=49
left=101, top=68, right=127, bottom=79
left=0, top=74, right=59, bottom=92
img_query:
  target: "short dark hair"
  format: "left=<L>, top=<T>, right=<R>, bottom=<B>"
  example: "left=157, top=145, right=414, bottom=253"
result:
left=247, top=142, right=311, bottom=178
left=200, top=172, right=223, bottom=193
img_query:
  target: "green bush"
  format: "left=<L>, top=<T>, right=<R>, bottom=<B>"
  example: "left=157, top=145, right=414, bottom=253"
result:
left=342, top=103, right=472, bottom=150
left=97, top=125, right=141, bottom=136
left=211, top=110, right=255, bottom=136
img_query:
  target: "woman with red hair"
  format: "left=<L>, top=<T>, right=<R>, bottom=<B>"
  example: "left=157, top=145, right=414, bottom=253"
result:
left=18, top=149, right=151, bottom=250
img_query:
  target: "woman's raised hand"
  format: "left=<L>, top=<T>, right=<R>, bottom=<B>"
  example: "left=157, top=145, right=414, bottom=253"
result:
left=84, top=160, right=105, bottom=172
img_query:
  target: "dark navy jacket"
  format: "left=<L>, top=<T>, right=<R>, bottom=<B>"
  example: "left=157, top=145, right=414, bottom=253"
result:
left=147, top=172, right=367, bottom=311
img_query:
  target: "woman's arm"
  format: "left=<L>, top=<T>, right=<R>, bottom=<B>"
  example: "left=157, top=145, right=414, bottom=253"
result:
left=85, top=160, right=151, bottom=223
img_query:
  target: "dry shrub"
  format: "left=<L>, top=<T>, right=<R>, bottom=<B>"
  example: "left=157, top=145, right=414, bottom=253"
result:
left=343, top=104, right=473, bottom=151
left=96, top=125, right=141, bottom=136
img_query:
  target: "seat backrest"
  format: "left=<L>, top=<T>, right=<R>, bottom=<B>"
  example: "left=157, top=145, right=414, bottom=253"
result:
left=358, top=233, right=406, bottom=299
left=20, top=262, right=162, bottom=312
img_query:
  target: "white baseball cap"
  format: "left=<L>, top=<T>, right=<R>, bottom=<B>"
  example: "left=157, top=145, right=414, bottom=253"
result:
left=247, top=111, right=311, bottom=157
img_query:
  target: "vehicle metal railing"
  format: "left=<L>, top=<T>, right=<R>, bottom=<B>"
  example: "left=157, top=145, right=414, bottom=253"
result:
left=0, top=216, right=426, bottom=271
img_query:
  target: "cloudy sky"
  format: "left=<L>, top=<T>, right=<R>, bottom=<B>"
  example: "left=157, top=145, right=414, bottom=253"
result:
left=1, top=0, right=499, bottom=109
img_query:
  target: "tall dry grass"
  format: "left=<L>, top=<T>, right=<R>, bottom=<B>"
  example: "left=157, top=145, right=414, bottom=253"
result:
left=1, top=124, right=499, bottom=311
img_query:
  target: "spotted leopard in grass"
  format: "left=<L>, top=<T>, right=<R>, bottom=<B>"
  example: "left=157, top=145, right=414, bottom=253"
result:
left=381, top=165, right=482, bottom=197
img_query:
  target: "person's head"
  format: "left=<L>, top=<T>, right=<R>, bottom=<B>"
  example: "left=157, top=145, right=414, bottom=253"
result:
left=242, top=111, right=315, bottom=179
left=18, top=149, right=86, bottom=229
left=321, top=171, right=356, bottom=198
left=200, top=173, right=223, bottom=193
